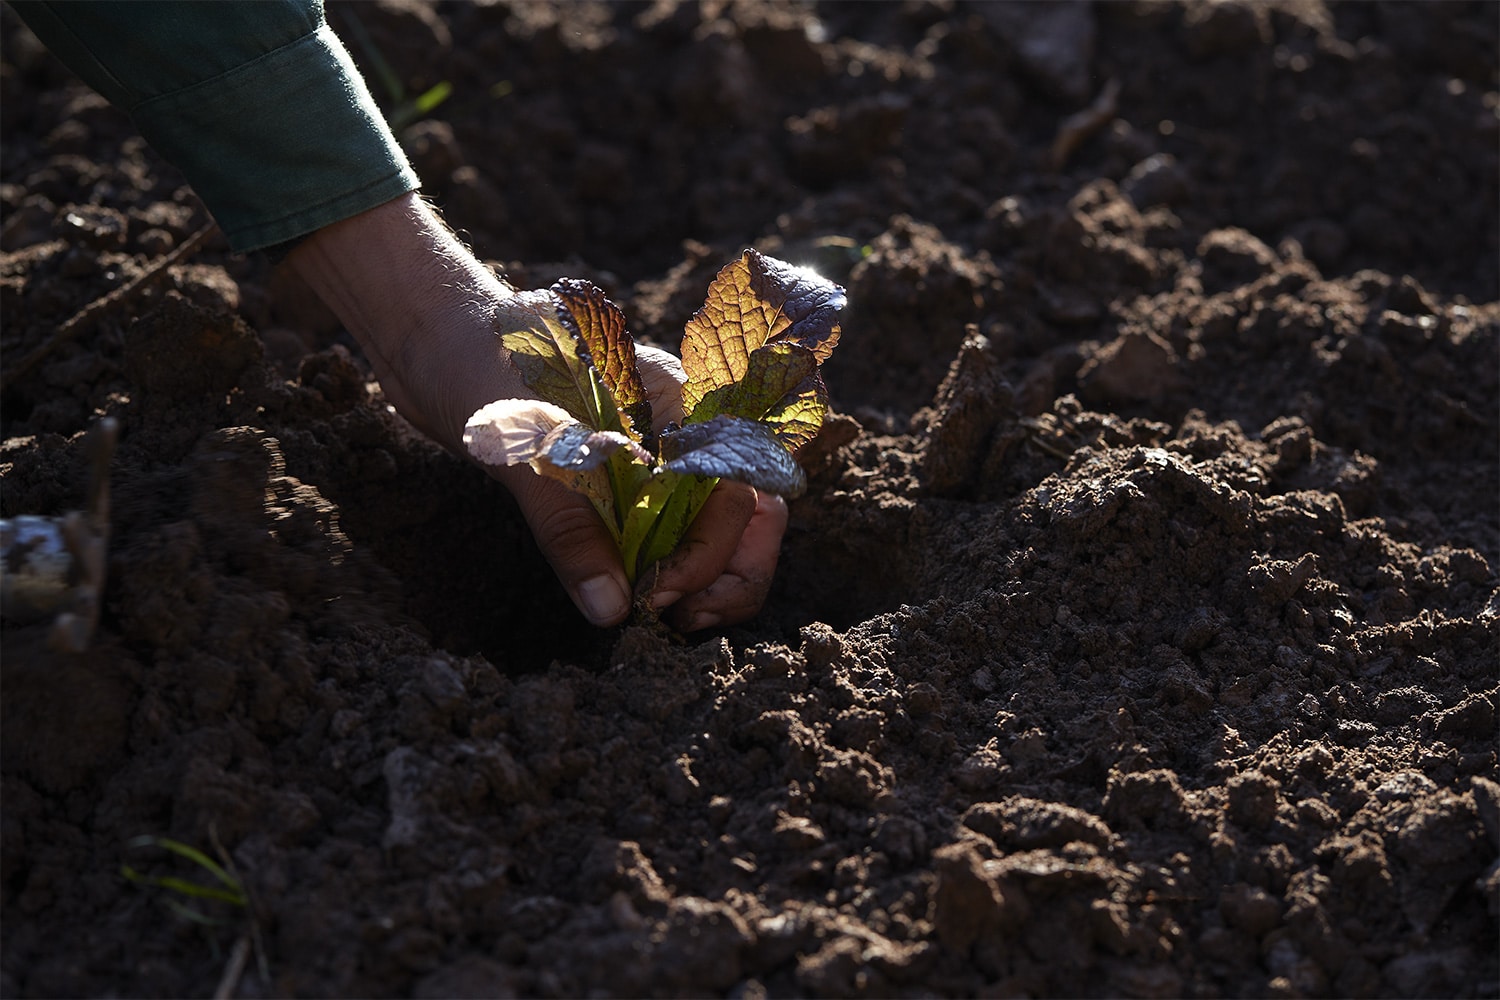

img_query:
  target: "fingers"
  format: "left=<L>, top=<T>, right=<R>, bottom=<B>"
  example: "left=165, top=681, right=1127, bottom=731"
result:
left=647, top=484, right=789, bottom=632
left=644, top=480, right=757, bottom=604
left=499, top=464, right=789, bottom=632
left=502, top=469, right=632, bottom=627
left=471, top=382, right=787, bottom=630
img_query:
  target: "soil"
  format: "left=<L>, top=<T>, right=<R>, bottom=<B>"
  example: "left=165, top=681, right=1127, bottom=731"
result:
left=2, top=1, right=1497, bottom=997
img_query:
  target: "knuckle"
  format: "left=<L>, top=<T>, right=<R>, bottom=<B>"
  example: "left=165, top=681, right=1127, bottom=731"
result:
left=532, top=501, right=601, bottom=545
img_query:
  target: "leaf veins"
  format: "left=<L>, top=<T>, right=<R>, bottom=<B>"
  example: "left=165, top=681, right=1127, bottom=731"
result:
left=686, top=342, right=828, bottom=451
left=679, top=249, right=844, bottom=414
left=658, top=415, right=807, bottom=497
left=553, top=279, right=653, bottom=440
left=500, top=294, right=623, bottom=434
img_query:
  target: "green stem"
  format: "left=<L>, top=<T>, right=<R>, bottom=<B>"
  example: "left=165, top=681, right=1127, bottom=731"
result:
left=618, top=471, right=718, bottom=584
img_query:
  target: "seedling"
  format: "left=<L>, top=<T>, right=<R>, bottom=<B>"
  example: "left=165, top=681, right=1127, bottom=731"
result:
left=464, top=249, right=844, bottom=585
left=121, top=835, right=247, bottom=926
left=121, top=834, right=269, bottom=995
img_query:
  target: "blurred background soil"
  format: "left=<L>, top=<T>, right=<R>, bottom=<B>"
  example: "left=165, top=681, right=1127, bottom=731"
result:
left=1, top=1, right=1496, bottom=996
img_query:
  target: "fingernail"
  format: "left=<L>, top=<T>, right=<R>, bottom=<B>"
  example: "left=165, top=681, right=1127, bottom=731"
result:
left=577, top=574, right=628, bottom=625
left=651, top=590, right=683, bottom=610
left=685, top=612, right=722, bottom=632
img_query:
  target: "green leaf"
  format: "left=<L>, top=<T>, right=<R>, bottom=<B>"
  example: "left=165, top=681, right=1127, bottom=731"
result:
left=124, top=836, right=244, bottom=898
left=620, top=472, right=685, bottom=581
left=686, top=341, right=828, bottom=451
left=553, top=279, right=653, bottom=441
left=680, top=249, right=845, bottom=414
left=659, top=416, right=807, bottom=497
left=120, top=835, right=247, bottom=925
left=625, top=472, right=719, bottom=581
left=500, top=296, right=624, bottom=434
left=121, top=866, right=247, bottom=907
left=412, top=80, right=452, bottom=116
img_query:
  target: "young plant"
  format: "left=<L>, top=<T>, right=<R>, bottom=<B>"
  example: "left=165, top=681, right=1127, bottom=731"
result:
left=464, top=249, right=844, bottom=587
left=121, top=834, right=248, bottom=927
left=122, top=834, right=270, bottom=992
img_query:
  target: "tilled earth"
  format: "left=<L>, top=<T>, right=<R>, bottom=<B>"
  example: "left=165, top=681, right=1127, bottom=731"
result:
left=1, top=2, right=1497, bottom=997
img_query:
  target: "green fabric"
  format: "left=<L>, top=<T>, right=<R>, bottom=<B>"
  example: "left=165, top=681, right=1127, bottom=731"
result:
left=10, top=0, right=419, bottom=252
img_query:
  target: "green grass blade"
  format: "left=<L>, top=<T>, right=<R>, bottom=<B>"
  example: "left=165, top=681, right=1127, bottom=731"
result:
left=161, top=896, right=227, bottom=928
left=412, top=81, right=452, bottom=116
left=121, top=865, right=246, bottom=906
left=132, top=836, right=243, bottom=895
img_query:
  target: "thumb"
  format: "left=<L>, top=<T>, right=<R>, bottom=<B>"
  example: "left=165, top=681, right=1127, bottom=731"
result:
left=503, top=470, right=632, bottom=626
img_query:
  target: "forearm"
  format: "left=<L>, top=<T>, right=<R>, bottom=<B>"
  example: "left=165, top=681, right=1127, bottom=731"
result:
left=286, top=193, right=518, bottom=452
left=288, top=193, right=643, bottom=627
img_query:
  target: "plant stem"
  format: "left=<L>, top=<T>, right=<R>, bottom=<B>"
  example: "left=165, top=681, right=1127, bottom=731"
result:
left=618, top=472, right=718, bottom=584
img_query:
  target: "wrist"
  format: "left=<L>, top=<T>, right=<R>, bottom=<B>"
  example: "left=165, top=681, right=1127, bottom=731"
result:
left=287, top=192, right=520, bottom=452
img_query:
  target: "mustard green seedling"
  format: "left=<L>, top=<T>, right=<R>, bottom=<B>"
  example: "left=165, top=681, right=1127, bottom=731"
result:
left=464, top=249, right=845, bottom=584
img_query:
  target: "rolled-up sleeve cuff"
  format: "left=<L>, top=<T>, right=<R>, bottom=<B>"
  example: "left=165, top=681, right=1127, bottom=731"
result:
left=131, top=22, right=419, bottom=253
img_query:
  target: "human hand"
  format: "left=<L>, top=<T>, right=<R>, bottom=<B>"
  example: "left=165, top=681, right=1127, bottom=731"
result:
left=289, top=193, right=788, bottom=628
left=628, top=346, right=790, bottom=631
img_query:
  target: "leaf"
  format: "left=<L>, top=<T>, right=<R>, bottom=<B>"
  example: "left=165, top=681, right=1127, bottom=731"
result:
left=686, top=342, right=828, bottom=451
left=553, top=279, right=653, bottom=440
left=464, top=399, right=648, bottom=531
left=478, top=252, right=846, bottom=608
left=619, top=471, right=694, bottom=581
left=534, top=425, right=651, bottom=533
left=124, top=835, right=244, bottom=898
left=623, top=471, right=719, bottom=581
left=412, top=80, right=452, bottom=116
left=120, top=834, right=247, bottom=925
left=535, top=423, right=652, bottom=473
left=500, top=295, right=624, bottom=433
left=121, top=867, right=247, bottom=907
left=658, top=415, right=807, bottom=497
left=680, top=249, right=845, bottom=414
left=463, top=399, right=573, bottom=468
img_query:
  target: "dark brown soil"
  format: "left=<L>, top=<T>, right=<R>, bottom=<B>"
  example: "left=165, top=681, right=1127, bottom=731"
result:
left=2, top=2, right=1496, bottom=996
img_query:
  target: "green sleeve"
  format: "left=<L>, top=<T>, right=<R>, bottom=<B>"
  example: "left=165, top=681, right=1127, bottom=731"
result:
left=9, top=0, right=420, bottom=253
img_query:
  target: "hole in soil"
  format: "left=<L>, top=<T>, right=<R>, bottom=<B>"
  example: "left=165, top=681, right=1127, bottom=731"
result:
left=331, top=461, right=616, bottom=673
left=328, top=440, right=926, bottom=659
left=761, top=502, right=928, bottom=635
